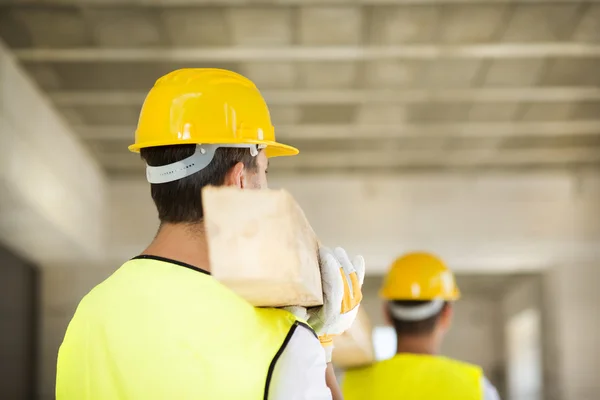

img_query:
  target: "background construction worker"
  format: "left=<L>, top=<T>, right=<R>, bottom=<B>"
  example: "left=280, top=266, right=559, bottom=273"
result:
left=56, top=68, right=366, bottom=400
left=342, top=252, right=500, bottom=400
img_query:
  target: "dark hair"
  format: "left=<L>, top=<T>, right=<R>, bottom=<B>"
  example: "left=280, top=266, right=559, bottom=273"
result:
left=140, top=144, right=258, bottom=224
left=389, top=300, right=449, bottom=336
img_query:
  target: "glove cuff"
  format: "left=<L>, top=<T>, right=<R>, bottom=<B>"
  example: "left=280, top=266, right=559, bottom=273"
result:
left=319, top=334, right=334, bottom=346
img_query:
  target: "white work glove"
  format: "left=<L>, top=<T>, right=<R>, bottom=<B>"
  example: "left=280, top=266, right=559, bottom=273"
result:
left=286, top=246, right=366, bottom=362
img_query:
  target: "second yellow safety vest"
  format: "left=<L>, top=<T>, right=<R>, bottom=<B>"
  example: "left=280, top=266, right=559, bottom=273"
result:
left=343, top=353, right=483, bottom=400
left=56, top=256, right=308, bottom=400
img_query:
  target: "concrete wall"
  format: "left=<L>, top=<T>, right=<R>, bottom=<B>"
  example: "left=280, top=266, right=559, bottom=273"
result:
left=0, top=36, right=110, bottom=400
left=500, top=266, right=600, bottom=400
left=0, top=40, right=107, bottom=265
left=108, top=172, right=600, bottom=276
left=0, top=41, right=111, bottom=397
left=544, top=264, right=600, bottom=400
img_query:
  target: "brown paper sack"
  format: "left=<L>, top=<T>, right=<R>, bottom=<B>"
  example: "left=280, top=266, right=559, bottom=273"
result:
left=203, top=186, right=323, bottom=308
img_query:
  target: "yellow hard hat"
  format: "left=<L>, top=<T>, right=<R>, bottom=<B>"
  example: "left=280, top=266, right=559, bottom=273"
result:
left=379, top=252, right=460, bottom=301
left=129, top=68, right=298, bottom=158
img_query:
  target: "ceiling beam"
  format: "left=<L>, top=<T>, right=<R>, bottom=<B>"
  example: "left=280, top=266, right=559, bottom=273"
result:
left=15, top=44, right=600, bottom=63
left=75, top=121, right=600, bottom=141
left=50, top=87, right=600, bottom=106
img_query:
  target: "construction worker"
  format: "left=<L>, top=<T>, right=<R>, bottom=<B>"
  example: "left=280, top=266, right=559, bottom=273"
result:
left=56, top=68, right=366, bottom=400
left=342, top=252, right=500, bottom=400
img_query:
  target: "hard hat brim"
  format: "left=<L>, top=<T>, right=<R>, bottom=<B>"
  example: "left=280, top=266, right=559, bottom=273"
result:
left=128, top=139, right=299, bottom=158
left=263, top=140, right=299, bottom=158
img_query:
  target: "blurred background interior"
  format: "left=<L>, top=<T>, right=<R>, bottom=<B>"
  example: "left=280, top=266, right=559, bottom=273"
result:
left=0, top=0, right=599, bottom=399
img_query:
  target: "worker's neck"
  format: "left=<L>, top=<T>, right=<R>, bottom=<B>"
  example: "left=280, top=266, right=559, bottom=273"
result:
left=396, top=334, right=439, bottom=356
left=141, top=222, right=211, bottom=273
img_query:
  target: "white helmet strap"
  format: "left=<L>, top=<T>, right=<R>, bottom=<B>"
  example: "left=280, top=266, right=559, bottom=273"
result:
left=388, top=298, right=445, bottom=321
left=146, top=143, right=265, bottom=184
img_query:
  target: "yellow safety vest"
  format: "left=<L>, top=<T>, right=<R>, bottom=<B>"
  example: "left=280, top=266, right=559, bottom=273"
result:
left=343, top=353, right=483, bottom=400
left=56, top=256, right=308, bottom=400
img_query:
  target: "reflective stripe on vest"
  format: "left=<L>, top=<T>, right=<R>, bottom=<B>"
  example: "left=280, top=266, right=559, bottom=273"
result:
left=342, top=354, right=483, bottom=400
left=56, top=257, right=306, bottom=400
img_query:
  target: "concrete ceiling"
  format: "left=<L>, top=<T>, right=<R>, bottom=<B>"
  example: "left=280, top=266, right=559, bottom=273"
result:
left=1, top=1, right=600, bottom=176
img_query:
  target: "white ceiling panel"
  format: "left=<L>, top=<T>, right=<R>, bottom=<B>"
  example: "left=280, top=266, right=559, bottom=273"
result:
left=438, top=4, right=509, bottom=44
left=85, top=9, right=165, bottom=48
left=364, top=61, right=424, bottom=88
left=297, top=62, right=358, bottom=89
left=468, top=103, right=520, bottom=122
left=228, top=8, right=293, bottom=46
left=161, top=8, right=230, bottom=46
left=481, top=59, right=546, bottom=87
left=356, top=104, right=408, bottom=125
left=298, top=7, right=363, bottom=46
left=569, top=102, right=600, bottom=120
left=542, top=58, right=600, bottom=87
left=408, top=103, right=471, bottom=123
left=0, top=7, right=89, bottom=48
left=68, top=105, right=140, bottom=126
left=241, top=62, right=297, bottom=89
left=519, top=103, right=575, bottom=122
left=367, top=5, right=440, bottom=45
left=421, top=59, right=482, bottom=89
left=572, top=4, right=600, bottom=43
left=300, top=104, right=357, bottom=125
left=270, top=105, right=302, bottom=126
left=501, top=4, right=584, bottom=42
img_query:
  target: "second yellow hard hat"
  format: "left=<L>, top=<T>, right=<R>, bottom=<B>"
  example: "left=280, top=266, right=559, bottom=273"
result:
left=380, top=252, right=460, bottom=301
left=129, top=68, right=299, bottom=158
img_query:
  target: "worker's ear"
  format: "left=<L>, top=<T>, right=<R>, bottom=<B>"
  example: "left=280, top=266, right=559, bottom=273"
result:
left=224, top=162, right=245, bottom=189
left=438, top=303, right=453, bottom=332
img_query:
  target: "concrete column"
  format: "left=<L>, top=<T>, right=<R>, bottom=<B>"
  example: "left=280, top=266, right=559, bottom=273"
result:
left=544, top=264, right=600, bottom=400
left=502, top=276, right=546, bottom=400
left=0, top=39, right=109, bottom=399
